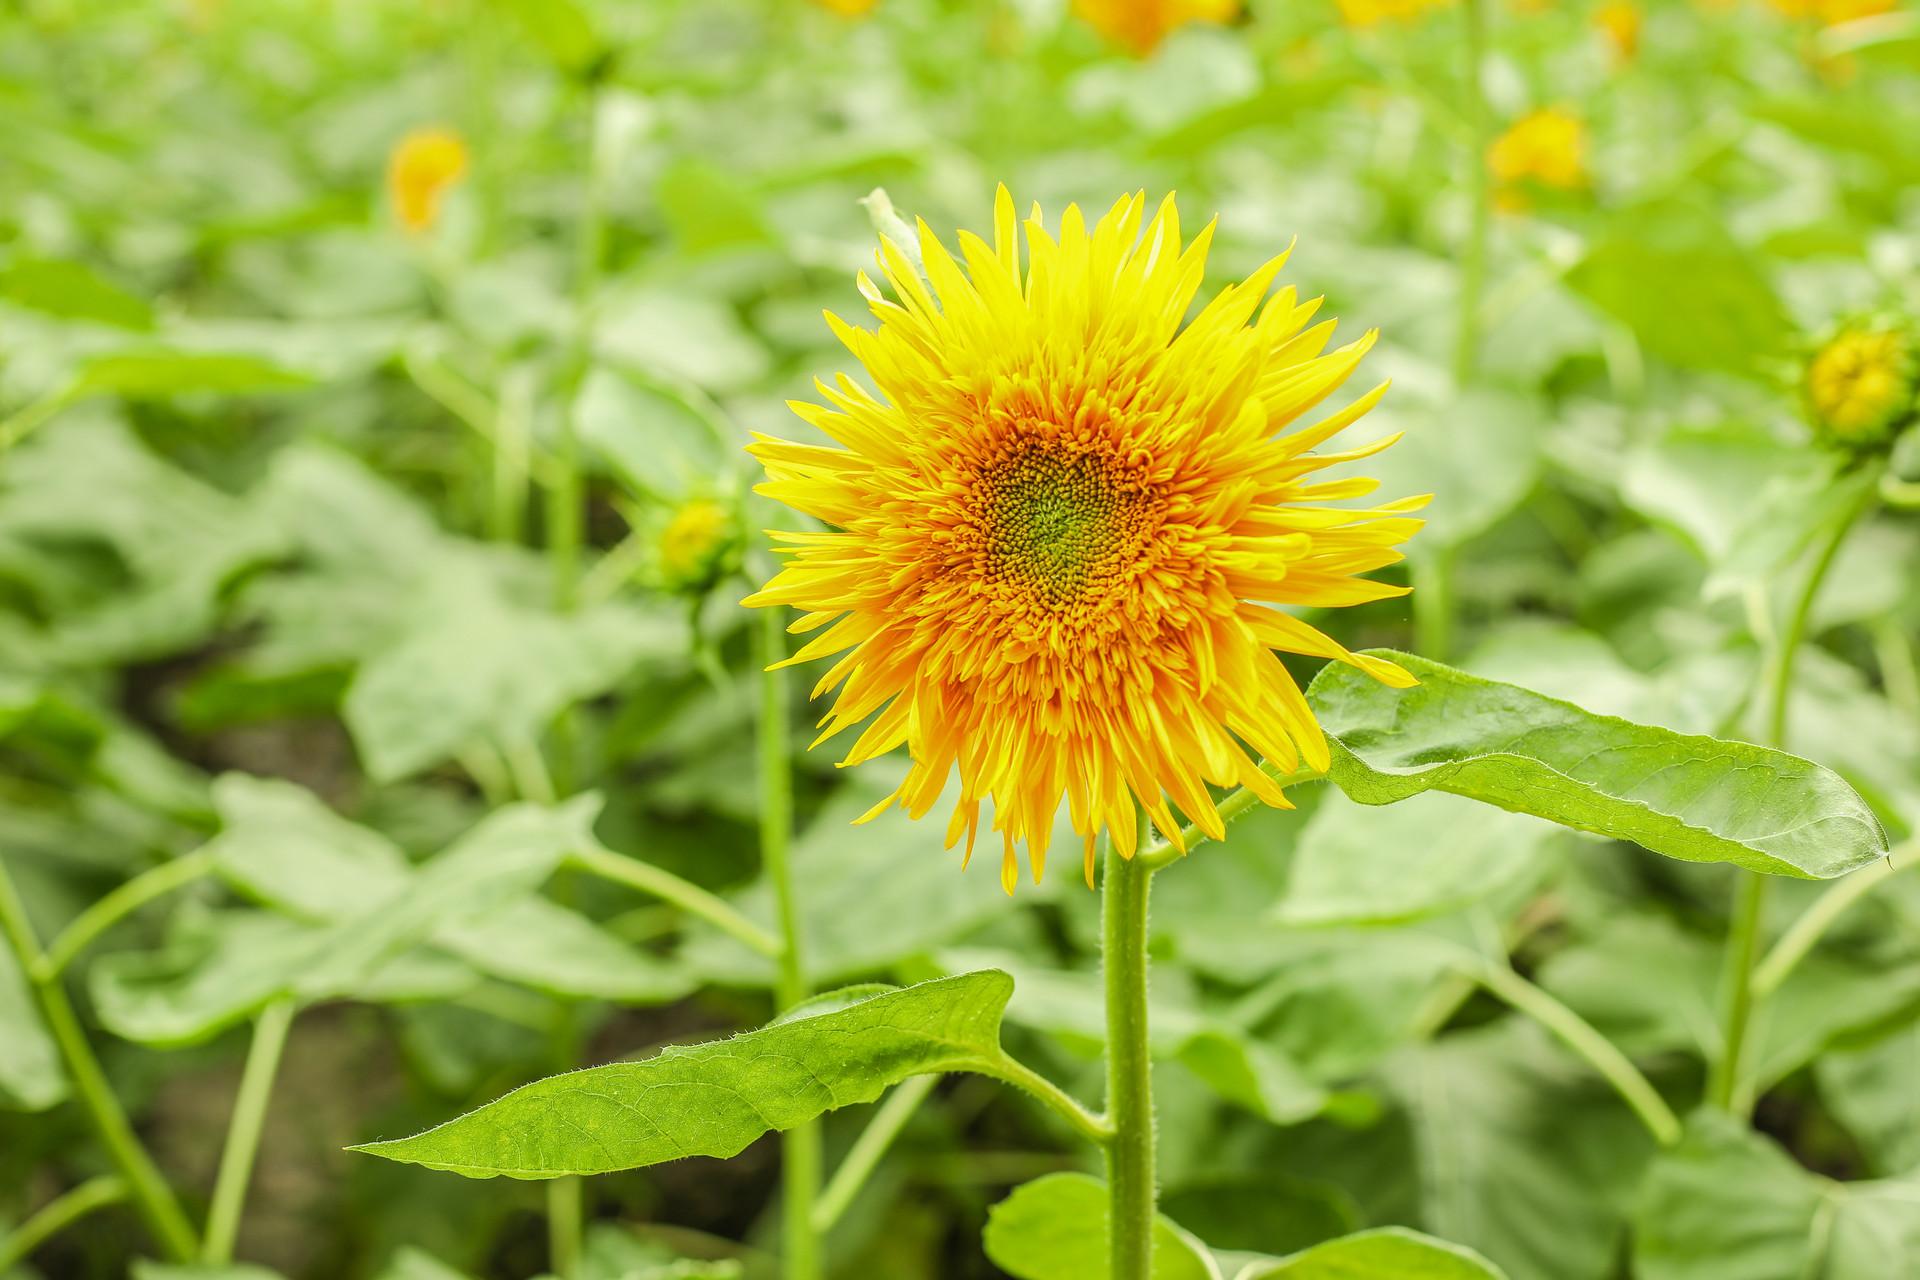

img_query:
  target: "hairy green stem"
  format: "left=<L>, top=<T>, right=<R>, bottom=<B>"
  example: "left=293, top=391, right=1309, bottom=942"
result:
left=975, top=1055, right=1113, bottom=1147
left=568, top=843, right=781, bottom=957
left=1453, top=0, right=1490, bottom=386
left=202, top=998, right=295, bottom=1263
left=1104, top=814, right=1156, bottom=1280
left=812, top=1074, right=940, bottom=1234
left=35, top=850, right=215, bottom=981
left=1714, top=476, right=1877, bottom=1114
left=0, top=858, right=198, bottom=1261
left=758, top=606, right=820, bottom=1280
left=1469, top=961, right=1681, bottom=1146
left=1137, top=765, right=1325, bottom=872
left=548, top=1176, right=583, bottom=1277
left=0, top=1174, right=128, bottom=1272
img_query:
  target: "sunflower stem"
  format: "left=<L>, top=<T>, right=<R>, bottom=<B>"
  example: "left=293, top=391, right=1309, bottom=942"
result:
left=0, top=1174, right=128, bottom=1272
left=547, top=1176, right=583, bottom=1277
left=1712, top=474, right=1878, bottom=1114
left=758, top=603, right=822, bottom=1280
left=0, top=857, right=198, bottom=1262
left=1410, top=545, right=1457, bottom=663
left=202, top=998, right=295, bottom=1263
left=1103, top=812, right=1156, bottom=1280
left=1453, top=0, right=1491, bottom=387
left=1136, top=764, right=1325, bottom=872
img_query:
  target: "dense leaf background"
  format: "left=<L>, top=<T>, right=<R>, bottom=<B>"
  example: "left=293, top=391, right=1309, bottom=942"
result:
left=2, top=0, right=1919, bottom=1277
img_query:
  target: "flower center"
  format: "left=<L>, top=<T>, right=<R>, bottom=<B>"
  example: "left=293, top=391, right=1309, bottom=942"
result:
left=976, top=440, right=1150, bottom=607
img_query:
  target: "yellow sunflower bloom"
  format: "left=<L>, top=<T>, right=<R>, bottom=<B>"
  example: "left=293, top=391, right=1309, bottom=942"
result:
left=746, top=188, right=1425, bottom=893
left=1073, top=0, right=1241, bottom=56
left=810, top=0, right=880, bottom=15
left=1487, top=107, right=1589, bottom=194
left=387, top=126, right=469, bottom=233
left=1805, top=323, right=1918, bottom=448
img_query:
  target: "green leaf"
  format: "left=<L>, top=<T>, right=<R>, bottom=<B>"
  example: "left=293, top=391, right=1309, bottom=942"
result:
left=131, top=1264, right=289, bottom=1280
left=1818, top=1023, right=1920, bottom=1176
left=0, top=934, right=65, bottom=1111
left=1384, top=1022, right=1657, bottom=1280
left=1236, top=1227, right=1510, bottom=1280
left=342, top=565, right=681, bottom=782
left=78, top=348, right=315, bottom=397
left=351, top=972, right=1014, bottom=1178
left=90, top=911, right=474, bottom=1047
left=1565, top=204, right=1792, bottom=377
left=1633, top=1111, right=1920, bottom=1280
left=982, top=1173, right=1220, bottom=1280
left=486, top=0, right=602, bottom=77
left=1309, top=652, right=1889, bottom=878
left=1, top=256, right=154, bottom=329
left=1278, top=791, right=1554, bottom=928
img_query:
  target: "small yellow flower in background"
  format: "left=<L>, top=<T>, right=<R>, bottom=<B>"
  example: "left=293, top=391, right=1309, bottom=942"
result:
left=1337, top=0, right=1454, bottom=28
left=1594, top=0, right=1642, bottom=60
left=656, top=498, right=739, bottom=594
left=1804, top=323, right=1919, bottom=449
left=1073, top=0, right=1241, bottom=56
left=747, top=187, right=1425, bottom=893
left=1487, top=107, right=1589, bottom=195
left=1770, top=0, right=1895, bottom=22
left=387, top=126, right=468, bottom=233
left=810, top=0, right=880, bottom=15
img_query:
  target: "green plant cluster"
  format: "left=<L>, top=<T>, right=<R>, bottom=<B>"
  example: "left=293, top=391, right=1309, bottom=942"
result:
left=3, top=1, right=1919, bottom=1278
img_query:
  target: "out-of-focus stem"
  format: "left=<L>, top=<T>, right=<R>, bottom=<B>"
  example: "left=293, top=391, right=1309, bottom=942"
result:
left=1453, top=0, right=1490, bottom=386
left=202, top=999, right=295, bottom=1263
left=0, top=1175, right=128, bottom=1272
left=1715, top=475, right=1878, bottom=1114
left=0, top=859, right=197, bottom=1261
left=548, top=1176, right=583, bottom=1277
left=36, top=850, right=215, bottom=981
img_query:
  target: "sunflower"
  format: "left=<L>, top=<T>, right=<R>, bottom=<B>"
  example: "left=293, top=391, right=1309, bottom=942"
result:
left=1804, top=322, right=1918, bottom=448
left=387, top=127, right=468, bottom=233
left=1073, top=0, right=1241, bottom=55
left=747, top=189, right=1424, bottom=892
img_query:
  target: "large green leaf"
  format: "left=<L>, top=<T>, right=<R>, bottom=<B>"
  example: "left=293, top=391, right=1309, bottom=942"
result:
left=352, top=972, right=1016, bottom=1178
left=1, top=256, right=154, bottom=329
left=77, top=348, right=315, bottom=397
left=1309, top=652, right=1889, bottom=878
left=0, top=935, right=65, bottom=1111
left=982, top=1173, right=1220, bottom=1280
left=1278, top=792, right=1555, bottom=928
left=1236, top=1227, right=1509, bottom=1280
left=1634, top=1111, right=1920, bottom=1280
left=342, top=564, right=680, bottom=783
left=1384, top=1022, right=1657, bottom=1280
left=1565, top=204, right=1792, bottom=377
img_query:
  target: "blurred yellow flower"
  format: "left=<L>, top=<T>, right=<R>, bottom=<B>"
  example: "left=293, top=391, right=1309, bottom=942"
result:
left=1073, top=0, right=1241, bottom=55
left=1770, top=0, right=1895, bottom=21
left=811, top=0, right=880, bottom=15
left=746, top=187, right=1424, bottom=892
left=657, top=498, right=738, bottom=593
left=1805, top=324, right=1918, bottom=448
left=387, top=127, right=468, bottom=233
left=1337, top=0, right=1454, bottom=27
left=1594, top=0, right=1642, bottom=59
left=1487, top=107, right=1588, bottom=192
